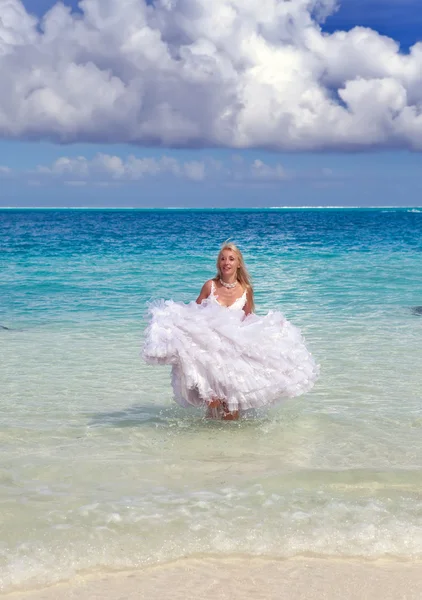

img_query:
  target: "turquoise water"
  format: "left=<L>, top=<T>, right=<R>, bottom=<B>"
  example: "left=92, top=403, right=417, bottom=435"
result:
left=1, top=208, right=422, bottom=592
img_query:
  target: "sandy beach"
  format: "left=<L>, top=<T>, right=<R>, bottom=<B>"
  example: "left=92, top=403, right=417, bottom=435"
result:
left=2, top=557, right=422, bottom=600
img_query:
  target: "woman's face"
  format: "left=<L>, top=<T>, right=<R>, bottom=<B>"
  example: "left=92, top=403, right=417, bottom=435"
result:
left=219, top=249, right=240, bottom=278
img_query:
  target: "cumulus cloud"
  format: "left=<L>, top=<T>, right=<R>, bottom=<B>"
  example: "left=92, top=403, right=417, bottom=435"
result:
left=35, top=153, right=209, bottom=181
left=250, top=159, right=287, bottom=180
left=29, top=152, right=290, bottom=183
left=1, top=0, right=422, bottom=150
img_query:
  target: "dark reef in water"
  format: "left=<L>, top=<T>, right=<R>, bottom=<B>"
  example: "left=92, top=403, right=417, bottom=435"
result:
left=411, top=306, right=422, bottom=316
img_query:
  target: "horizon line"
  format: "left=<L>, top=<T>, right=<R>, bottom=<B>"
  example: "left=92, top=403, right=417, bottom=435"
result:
left=0, top=206, right=421, bottom=210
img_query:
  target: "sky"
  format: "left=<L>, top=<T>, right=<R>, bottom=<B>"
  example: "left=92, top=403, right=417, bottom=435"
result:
left=1, top=0, right=422, bottom=207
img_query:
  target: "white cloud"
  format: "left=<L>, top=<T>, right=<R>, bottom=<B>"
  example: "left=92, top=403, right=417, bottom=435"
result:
left=2, top=0, right=422, bottom=150
left=250, top=159, right=287, bottom=180
left=182, top=160, right=206, bottom=181
left=35, top=153, right=208, bottom=181
left=38, top=156, right=89, bottom=176
left=27, top=152, right=293, bottom=184
left=0, top=165, right=12, bottom=175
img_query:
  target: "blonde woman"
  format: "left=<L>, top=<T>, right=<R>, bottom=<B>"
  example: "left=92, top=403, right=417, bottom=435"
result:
left=143, top=243, right=318, bottom=420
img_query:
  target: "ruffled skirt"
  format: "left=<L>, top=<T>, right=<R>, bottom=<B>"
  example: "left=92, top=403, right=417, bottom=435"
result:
left=142, top=300, right=319, bottom=412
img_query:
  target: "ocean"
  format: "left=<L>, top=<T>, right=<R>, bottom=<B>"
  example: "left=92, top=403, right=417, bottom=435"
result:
left=1, top=208, right=422, bottom=594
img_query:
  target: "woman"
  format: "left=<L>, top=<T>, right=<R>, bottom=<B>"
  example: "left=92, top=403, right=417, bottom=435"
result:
left=143, top=243, right=319, bottom=420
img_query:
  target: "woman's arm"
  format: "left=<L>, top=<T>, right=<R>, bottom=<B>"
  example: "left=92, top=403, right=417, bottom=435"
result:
left=243, top=290, right=254, bottom=316
left=196, top=280, right=212, bottom=304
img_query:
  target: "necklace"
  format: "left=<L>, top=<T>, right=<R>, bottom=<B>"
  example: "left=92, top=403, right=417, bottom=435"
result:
left=219, top=278, right=237, bottom=289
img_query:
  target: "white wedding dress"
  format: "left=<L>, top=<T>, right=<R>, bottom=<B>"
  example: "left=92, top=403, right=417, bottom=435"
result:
left=143, top=282, right=319, bottom=414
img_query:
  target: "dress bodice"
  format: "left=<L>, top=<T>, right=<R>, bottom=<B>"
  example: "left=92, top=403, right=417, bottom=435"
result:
left=209, top=280, right=247, bottom=311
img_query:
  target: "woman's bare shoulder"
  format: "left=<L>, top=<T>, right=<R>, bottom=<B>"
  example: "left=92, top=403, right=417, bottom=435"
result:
left=196, top=279, right=214, bottom=304
left=202, top=279, right=214, bottom=292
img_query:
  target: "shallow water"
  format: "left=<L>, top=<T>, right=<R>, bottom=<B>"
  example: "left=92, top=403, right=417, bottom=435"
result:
left=1, top=208, right=422, bottom=592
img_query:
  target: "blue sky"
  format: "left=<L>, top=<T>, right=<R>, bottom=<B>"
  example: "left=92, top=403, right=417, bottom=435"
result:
left=1, top=0, right=422, bottom=207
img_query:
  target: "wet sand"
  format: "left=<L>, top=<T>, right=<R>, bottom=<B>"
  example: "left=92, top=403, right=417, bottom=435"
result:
left=2, top=556, right=422, bottom=600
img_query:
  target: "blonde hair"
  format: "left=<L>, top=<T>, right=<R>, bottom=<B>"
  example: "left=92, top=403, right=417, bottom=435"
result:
left=215, top=242, right=255, bottom=312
